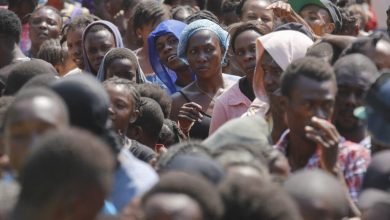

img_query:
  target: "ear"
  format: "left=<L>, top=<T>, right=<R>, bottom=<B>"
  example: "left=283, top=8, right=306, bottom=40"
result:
left=127, top=125, right=143, bottom=142
left=324, top=23, right=335, bottom=34
left=135, top=27, right=142, bottom=39
left=129, top=110, right=140, bottom=124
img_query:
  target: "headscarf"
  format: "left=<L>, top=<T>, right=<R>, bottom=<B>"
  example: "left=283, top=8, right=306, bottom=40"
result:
left=253, top=30, right=313, bottom=99
left=96, top=48, right=148, bottom=83
left=177, top=19, right=230, bottom=66
left=148, top=20, right=189, bottom=94
left=82, top=20, right=124, bottom=74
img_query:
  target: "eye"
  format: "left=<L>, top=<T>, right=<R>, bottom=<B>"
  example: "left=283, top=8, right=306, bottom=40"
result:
left=261, top=16, right=271, bottom=22
left=189, top=49, right=197, bottom=54
left=48, top=19, right=58, bottom=26
left=236, top=50, right=244, bottom=56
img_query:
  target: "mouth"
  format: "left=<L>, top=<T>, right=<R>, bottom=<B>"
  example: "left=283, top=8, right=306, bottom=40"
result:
left=167, top=54, right=177, bottom=62
left=196, top=66, right=209, bottom=71
left=37, top=32, right=49, bottom=39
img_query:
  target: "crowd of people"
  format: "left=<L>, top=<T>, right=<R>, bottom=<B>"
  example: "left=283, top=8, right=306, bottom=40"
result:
left=0, top=0, right=390, bottom=219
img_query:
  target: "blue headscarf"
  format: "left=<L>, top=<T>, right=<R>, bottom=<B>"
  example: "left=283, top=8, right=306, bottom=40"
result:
left=82, top=20, right=124, bottom=75
left=177, top=19, right=230, bottom=66
left=148, top=20, right=188, bottom=94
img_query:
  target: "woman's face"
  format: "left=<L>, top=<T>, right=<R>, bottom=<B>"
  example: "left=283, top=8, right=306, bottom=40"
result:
left=156, top=33, right=186, bottom=70
left=105, top=83, right=135, bottom=133
left=67, top=28, right=85, bottom=69
left=106, top=58, right=137, bottom=82
left=233, top=30, right=261, bottom=82
left=85, top=29, right=116, bottom=74
left=186, top=30, right=223, bottom=79
left=29, top=8, right=62, bottom=48
left=241, top=0, right=274, bottom=30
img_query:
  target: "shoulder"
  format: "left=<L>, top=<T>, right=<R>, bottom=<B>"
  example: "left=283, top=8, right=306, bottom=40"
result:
left=339, top=140, right=371, bottom=168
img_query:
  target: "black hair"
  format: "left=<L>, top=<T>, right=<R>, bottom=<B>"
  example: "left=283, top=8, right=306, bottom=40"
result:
left=136, top=83, right=172, bottom=118
left=141, top=171, right=223, bottom=220
left=103, top=76, right=141, bottom=112
left=229, top=20, right=270, bottom=53
left=306, top=42, right=341, bottom=64
left=280, top=57, right=336, bottom=97
left=387, top=6, right=390, bottom=16
left=157, top=119, right=186, bottom=148
left=337, top=7, right=358, bottom=36
left=222, top=0, right=240, bottom=14
left=132, top=97, right=164, bottom=142
left=171, top=5, right=198, bottom=22
left=164, top=0, right=206, bottom=9
left=219, top=175, right=302, bottom=220
left=19, top=73, right=58, bottom=91
left=132, top=0, right=170, bottom=33
left=184, top=10, right=219, bottom=24
left=7, top=0, right=38, bottom=9
left=61, top=14, right=99, bottom=44
left=15, top=128, right=114, bottom=210
left=37, top=39, right=68, bottom=67
left=4, top=59, right=58, bottom=96
left=333, top=53, right=378, bottom=82
left=102, top=48, right=142, bottom=82
left=235, top=0, right=271, bottom=17
left=0, top=8, right=22, bottom=43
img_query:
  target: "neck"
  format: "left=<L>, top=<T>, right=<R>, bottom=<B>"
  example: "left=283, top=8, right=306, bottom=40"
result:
left=338, top=125, right=367, bottom=144
left=1, top=43, right=27, bottom=68
left=288, top=130, right=317, bottom=171
left=195, top=71, right=224, bottom=94
left=175, top=66, right=193, bottom=87
left=30, top=44, right=40, bottom=58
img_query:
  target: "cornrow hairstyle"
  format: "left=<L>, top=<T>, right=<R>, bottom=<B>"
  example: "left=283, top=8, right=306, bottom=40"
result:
left=0, top=8, right=22, bottom=43
left=103, top=76, right=141, bottom=112
left=37, top=39, right=68, bottom=67
left=132, top=0, right=171, bottom=34
left=61, top=14, right=99, bottom=44
left=184, top=9, right=219, bottom=24
left=229, top=20, right=271, bottom=53
left=171, top=5, right=198, bottom=22
left=157, top=119, right=187, bottom=148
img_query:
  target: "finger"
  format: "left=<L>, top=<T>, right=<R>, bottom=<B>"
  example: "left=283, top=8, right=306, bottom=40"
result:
left=184, top=102, right=203, bottom=111
left=309, top=117, right=340, bottom=142
left=305, top=132, right=330, bottom=148
left=178, top=113, right=196, bottom=122
left=179, top=110, right=202, bottom=121
left=305, top=126, right=337, bottom=149
left=180, top=106, right=203, bottom=118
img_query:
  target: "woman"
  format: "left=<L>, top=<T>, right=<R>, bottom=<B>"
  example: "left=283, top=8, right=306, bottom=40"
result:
left=251, top=30, right=313, bottom=142
left=170, top=19, right=237, bottom=140
left=28, top=6, right=63, bottom=58
left=97, top=48, right=147, bottom=83
left=82, top=20, right=123, bottom=76
left=236, top=0, right=274, bottom=30
left=209, top=21, right=270, bottom=134
left=148, top=19, right=194, bottom=94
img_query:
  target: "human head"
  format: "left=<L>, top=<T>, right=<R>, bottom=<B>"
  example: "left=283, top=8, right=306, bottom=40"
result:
left=306, top=41, right=341, bottom=64
left=28, top=6, right=63, bottom=55
left=157, top=119, right=186, bottom=148
left=127, top=97, right=164, bottom=149
left=332, top=54, right=378, bottom=134
left=82, top=20, right=123, bottom=75
left=184, top=10, right=219, bottom=24
left=3, top=87, right=69, bottom=172
left=19, top=74, right=58, bottom=91
left=341, top=34, right=390, bottom=70
left=97, top=48, right=146, bottom=83
left=13, top=128, right=114, bottom=220
left=284, top=169, right=349, bottom=220
left=280, top=57, right=337, bottom=146
left=289, top=0, right=342, bottom=36
left=0, top=9, right=21, bottom=66
left=253, top=30, right=313, bottom=99
left=132, top=0, right=170, bottom=46
left=7, top=0, right=38, bottom=24
left=4, top=59, right=58, bottom=96
left=236, top=0, right=274, bottom=30
left=178, top=19, right=229, bottom=79
left=220, top=0, right=240, bottom=26
left=141, top=171, right=223, bottom=220
left=148, top=19, right=188, bottom=94
left=171, top=5, right=198, bottom=22
left=103, top=77, right=141, bottom=135
left=64, top=14, right=99, bottom=69
left=229, top=21, right=270, bottom=81
left=136, top=83, right=172, bottom=118
left=37, top=38, right=75, bottom=76
left=362, top=150, right=390, bottom=191
left=219, top=174, right=302, bottom=220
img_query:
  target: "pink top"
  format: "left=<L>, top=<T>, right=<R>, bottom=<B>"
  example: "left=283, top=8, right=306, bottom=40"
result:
left=209, top=82, right=252, bottom=135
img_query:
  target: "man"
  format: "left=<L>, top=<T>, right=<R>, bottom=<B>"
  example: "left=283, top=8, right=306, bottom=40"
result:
left=333, top=54, right=379, bottom=149
left=276, top=57, right=370, bottom=202
left=288, top=0, right=342, bottom=36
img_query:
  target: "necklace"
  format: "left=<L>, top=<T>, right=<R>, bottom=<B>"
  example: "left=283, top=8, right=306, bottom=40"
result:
left=195, top=81, right=218, bottom=101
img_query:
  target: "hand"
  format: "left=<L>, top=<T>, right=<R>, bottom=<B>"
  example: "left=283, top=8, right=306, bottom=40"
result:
left=177, top=102, right=204, bottom=133
left=267, top=1, right=294, bottom=20
left=305, top=117, right=340, bottom=174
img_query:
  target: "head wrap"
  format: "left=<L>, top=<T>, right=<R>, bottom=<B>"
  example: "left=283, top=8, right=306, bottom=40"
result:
left=82, top=20, right=124, bottom=75
left=253, top=30, right=313, bottom=99
left=148, top=20, right=191, bottom=94
left=96, top=48, right=148, bottom=83
left=177, top=19, right=230, bottom=66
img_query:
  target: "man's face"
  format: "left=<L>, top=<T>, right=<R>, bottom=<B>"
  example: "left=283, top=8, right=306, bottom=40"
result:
left=299, top=4, right=334, bottom=36
left=333, top=72, right=371, bottom=132
left=283, top=76, right=337, bottom=144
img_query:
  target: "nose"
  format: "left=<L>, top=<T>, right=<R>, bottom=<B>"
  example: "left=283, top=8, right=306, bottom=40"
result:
left=162, top=43, right=173, bottom=55
left=243, top=51, right=255, bottom=62
left=108, top=106, right=115, bottom=116
left=344, top=93, right=357, bottom=107
left=38, top=20, right=48, bottom=30
left=313, top=106, right=327, bottom=119
left=264, top=71, right=275, bottom=86
left=196, top=51, right=208, bottom=63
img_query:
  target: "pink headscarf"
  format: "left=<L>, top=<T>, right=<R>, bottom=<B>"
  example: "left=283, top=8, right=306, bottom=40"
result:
left=253, top=30, right=314, bottom=100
